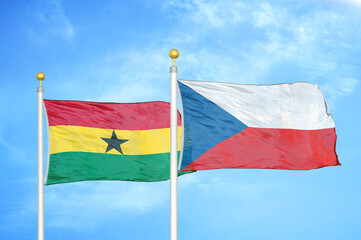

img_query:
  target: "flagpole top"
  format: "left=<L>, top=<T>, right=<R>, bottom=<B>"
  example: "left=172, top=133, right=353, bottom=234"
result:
left=36, top=72, right=45, bottom=87
left=169, top=49, right=179, bottom=66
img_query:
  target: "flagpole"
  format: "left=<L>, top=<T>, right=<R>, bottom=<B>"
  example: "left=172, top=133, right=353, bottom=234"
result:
left=37, top=72, right=45, bottom=240
left=169, top=49, right=179, bottom=240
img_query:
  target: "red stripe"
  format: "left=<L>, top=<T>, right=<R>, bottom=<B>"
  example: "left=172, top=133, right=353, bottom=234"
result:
left=44, top=100, right=181, bottom=130
left=182, top=127, right=339, bottom=171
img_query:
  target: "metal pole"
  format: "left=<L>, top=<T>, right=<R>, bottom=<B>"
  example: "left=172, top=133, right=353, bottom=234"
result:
left=37, top=72, right=45, bottom=240
left=169, top=49, right=179, bottom=240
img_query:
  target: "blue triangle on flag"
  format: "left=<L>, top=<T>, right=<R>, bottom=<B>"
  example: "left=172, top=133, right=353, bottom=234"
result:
left=178, top=81, right=248, bottom=170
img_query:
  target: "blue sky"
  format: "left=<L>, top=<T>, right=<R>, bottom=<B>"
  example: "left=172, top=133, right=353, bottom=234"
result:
left=1, top=0, right=361, bottom=239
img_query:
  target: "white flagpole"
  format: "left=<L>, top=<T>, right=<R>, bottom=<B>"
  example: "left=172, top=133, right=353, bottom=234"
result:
left=169, top=49, right=179, bottom=240
left=37, top=72, right=45, bottom=240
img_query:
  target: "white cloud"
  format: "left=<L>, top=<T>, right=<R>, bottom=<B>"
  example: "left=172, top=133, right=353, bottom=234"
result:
left=179, top=49, right=267, bottom=84
left=333, top=0, right=361, bottom=7
left=338, top=78, right=359, bottom=93
left=0, top=126, right=26, bottom=161
left=57, top=1, right=359, bottom=107
left=9, top=181, right=169, bottom=230
left=29, top=0, right=75, bottom=43
left=178, top=170, right=295, bottom=224
left=93, top=48, right=172, bottom=103
left=248, top=3, right=361, bottom=107
left=320, top=77, right=359, bottom=108
left=6, top=172, right=273, bottom=231
left=165, top=0, right=246, bottom=28
left=253, top=2, right=284, bottom=28
left=4, top=173, right=198, bottom=231
left=45, top=45, right=176, bottom=103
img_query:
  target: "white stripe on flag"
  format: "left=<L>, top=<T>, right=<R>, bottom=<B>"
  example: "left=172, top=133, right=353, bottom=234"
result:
left=179, top=80, right=334, bottom=130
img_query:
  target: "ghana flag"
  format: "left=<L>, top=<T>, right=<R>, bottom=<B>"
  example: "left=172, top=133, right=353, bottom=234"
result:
left=44, top=99, right=185, bottom=185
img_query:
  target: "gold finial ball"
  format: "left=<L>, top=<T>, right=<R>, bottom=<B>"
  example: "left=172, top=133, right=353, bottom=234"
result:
left=169, top=49, right=179, bottom=60
left=36, top=72, right=45, bottom=81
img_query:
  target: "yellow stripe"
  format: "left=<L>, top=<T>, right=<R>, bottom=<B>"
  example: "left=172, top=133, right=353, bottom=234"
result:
left=49, top=125, right=182, bottom=155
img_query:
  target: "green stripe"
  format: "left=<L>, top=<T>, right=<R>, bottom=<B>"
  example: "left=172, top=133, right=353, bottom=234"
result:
left=46, top=152, right=192, bottom=185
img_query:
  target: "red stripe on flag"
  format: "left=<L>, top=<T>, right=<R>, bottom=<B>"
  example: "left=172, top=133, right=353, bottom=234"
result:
left=181, top=127, right=339, bottom=171
left=44, top=100, right=181, bottom=130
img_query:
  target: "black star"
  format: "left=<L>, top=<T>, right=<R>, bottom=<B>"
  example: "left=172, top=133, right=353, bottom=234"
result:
left=101, top=130, right=128, bottom=154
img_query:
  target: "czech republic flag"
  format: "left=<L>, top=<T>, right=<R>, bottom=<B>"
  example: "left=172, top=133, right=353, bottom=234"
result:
left=178, top=80, right=340, bottom=172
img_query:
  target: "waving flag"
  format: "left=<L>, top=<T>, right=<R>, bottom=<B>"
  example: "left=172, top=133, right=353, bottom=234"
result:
left=44, top=100, right=186, bottom=185
left=178, top=80, right=340, bottom=172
